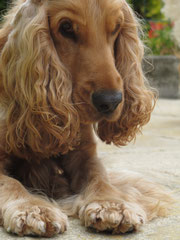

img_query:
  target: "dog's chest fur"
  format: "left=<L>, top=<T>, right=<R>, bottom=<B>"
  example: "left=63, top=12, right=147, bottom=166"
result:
left=6, top=155, right=74, bottom=199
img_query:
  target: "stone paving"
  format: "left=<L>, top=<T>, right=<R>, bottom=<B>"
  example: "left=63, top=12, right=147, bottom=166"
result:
left=0, top=99, right=180, bottom=240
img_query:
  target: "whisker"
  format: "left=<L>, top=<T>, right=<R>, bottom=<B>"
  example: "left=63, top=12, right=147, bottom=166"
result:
left=71, top=101, right=87, bottom=106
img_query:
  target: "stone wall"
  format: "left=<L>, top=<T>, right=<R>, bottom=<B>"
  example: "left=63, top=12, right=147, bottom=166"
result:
left=143, top=55, right=180, bottom=99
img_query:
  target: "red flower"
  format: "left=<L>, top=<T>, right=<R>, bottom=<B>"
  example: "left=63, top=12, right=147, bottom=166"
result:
left=148, top=21, right=173, bottom=39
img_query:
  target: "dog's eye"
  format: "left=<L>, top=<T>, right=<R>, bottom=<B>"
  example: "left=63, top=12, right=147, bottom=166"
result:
left=59, top=19, right=76, bottom=41
left=112, top=23, right=120, bottom=35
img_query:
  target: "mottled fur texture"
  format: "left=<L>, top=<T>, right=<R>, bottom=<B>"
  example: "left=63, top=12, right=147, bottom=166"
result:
left=0, top=0, right=172, bottom=237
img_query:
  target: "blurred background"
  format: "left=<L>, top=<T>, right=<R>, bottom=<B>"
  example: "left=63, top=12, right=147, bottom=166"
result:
left=129, top=0, right=180, bottom=56
left=129, top=0, right=180, bottom=99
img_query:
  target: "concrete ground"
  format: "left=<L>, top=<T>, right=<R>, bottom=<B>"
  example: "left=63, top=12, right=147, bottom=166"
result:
left=0, top=99, right=180, bottom=240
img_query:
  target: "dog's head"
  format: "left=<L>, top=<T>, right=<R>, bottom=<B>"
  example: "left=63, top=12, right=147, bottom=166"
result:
left=49, top=0, right=125, bottom=124
left=0, top=0, right=155, bottom=156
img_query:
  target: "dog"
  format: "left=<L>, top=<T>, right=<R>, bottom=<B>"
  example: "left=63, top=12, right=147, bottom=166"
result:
left=0, top=0, right=172, bottom=237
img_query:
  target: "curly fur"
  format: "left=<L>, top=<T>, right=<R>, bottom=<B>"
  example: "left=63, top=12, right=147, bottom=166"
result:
left=0, top=0, right=172, bottom=237
left=96, top=2, right=155, bottom=145
left=0, top=0, right=80, bottom=158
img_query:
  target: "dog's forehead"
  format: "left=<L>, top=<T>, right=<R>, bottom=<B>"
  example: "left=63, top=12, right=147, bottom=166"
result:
left=49, top=0, right=123, bottom=20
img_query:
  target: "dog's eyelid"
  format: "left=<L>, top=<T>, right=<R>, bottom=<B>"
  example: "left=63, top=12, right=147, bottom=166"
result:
left=112, top=23, right=121, bottom=35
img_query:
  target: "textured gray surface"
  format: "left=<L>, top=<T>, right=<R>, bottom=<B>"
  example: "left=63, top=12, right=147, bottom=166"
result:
left=0, top=99, right=180, bottom=239
left=144, top=56, right=180, bottom=98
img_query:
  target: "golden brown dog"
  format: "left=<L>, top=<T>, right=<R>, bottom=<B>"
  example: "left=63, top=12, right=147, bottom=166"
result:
left=0, top=0, right=172, bottom=237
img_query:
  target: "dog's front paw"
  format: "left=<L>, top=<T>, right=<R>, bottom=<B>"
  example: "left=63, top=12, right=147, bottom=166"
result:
left=2, top=200, right=68, bottom=237
left=79, top=201, right=146, bottom=234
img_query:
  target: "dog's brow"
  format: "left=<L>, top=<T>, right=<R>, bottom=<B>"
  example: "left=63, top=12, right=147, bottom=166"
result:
left=57, top=10, right=86, bottom=25
left=49, top=0, right=83, bottom=15
left=49, top=2, right=86, bottom=26
left=58, top=8, right=81, bottom=17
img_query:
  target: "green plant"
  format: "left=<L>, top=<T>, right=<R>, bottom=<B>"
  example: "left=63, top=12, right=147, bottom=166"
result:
left=128, top=0, right=164, bottom=19
left=144, top=21, right=179, bottom=55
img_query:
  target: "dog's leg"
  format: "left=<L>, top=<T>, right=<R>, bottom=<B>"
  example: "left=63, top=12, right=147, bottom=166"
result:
left=77, top=167, right=172, bottom=234
left=59, top=126, right=173, bottom=234
left=0, top=173, right=68, bottom=237
left=72, top=158, right=148, bottom=233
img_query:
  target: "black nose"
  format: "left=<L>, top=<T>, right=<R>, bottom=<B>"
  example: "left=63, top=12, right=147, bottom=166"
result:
left=92, top=90, right=122, bottom=114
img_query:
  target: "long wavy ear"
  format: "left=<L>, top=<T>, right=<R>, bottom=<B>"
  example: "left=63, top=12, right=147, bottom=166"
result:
left=97, top=0, right=155, bottom=146
left=0, top=0, right=79, bottom=158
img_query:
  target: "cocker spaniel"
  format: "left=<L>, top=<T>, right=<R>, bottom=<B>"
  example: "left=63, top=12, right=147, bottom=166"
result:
left=0, top=0, right=172, bottom=237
